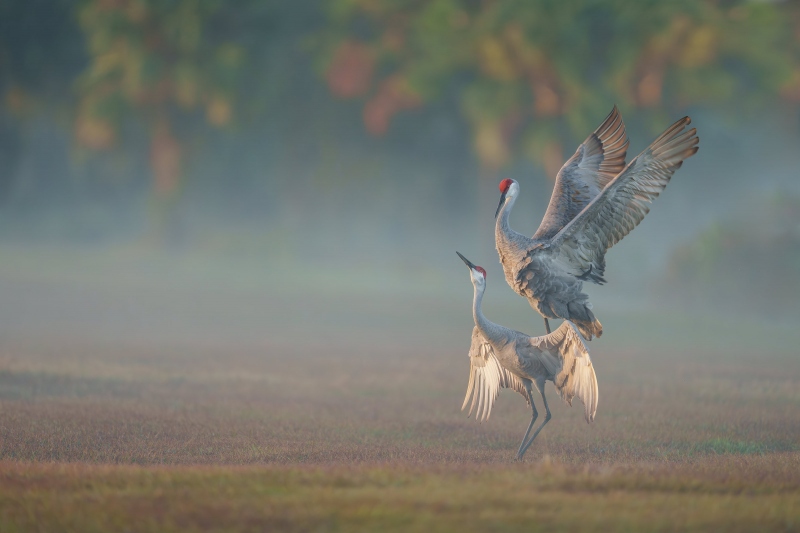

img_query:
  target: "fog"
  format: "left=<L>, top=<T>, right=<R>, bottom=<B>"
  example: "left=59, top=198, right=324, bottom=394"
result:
left=2, top=1, right=800, bottom=359
left=1, top=110, right=798, bottom=355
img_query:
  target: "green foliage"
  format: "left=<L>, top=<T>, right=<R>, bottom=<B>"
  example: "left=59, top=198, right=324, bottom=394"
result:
left=75, top=0, right=246, bottom=149
left=319, top=0, right=800, bottom=170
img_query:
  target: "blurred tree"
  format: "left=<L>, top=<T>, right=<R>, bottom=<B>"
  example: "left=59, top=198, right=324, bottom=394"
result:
left=0, top=0, right=85, bottom=202
left=4, top=0, right=800, bottom=250
left=75, top=0, right=248, bottom=241
left=318, top=0, right=800, bottom=176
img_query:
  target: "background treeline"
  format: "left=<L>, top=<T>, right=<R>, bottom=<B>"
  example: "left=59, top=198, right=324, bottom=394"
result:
left=0, top=0, right=798, bottom=317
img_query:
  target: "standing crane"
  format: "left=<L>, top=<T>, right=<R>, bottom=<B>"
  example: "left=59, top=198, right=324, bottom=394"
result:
left=457, top=251, right=598, bottom=460
left=495, top=111, right=698, bottom=339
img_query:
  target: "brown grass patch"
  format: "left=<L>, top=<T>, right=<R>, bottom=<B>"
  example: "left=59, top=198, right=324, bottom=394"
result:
left=0, top=271, right=799, bottom=530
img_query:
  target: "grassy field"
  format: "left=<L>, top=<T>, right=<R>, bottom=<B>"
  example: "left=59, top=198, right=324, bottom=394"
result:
left=2, top=459, right=799, bottom=532
left=0, top=248, right=799, bottom=531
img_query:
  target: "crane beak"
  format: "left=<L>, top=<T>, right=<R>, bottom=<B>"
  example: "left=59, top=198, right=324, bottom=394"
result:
left=494, top=190, right=507, bottom=219
left=456, top=251, right=477, bottom=271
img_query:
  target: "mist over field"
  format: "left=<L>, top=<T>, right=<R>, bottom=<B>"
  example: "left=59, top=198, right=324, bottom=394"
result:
left=1, top=1, right=800, bottom=531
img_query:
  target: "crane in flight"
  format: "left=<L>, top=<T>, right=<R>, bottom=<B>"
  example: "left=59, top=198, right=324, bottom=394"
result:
left=495, top=109, right=698, bottom=339
left=457, top=251, right=598, bottom=460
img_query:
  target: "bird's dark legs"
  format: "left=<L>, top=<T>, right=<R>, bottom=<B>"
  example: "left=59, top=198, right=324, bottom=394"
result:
left=518, top=380, right=552, bottom=458
left=515, top=384, right=538, bottom=460
left=544, top=318, right=551, bottom=334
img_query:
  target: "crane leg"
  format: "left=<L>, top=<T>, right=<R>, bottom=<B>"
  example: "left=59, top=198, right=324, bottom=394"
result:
left=518, top=379, right=552, bottom=459
left=543, top=318, right=551, bottom=334
left=515, top=384, right=538, bottom=461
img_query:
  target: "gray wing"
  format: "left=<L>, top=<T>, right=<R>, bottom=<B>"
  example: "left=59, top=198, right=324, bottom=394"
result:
left=513, top=250, right=586, bottom=310
left=462, top=327, right=529, bottom=422
left=546, top=116, right=699, bottom=284
left=528, top=321, right=598, bottom=422
left=533, top=106, right=629, bottom=240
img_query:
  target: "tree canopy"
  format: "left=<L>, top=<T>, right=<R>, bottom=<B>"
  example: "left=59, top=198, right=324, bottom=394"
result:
left=3, top=0, right=800, bottom=202
left=319, top=0, right=800, bottom=173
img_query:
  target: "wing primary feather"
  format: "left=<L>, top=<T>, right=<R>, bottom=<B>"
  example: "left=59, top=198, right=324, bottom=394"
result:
left=462, top=364, right=476, bottom=412
left=469, top=369, right=480, bottom=417
left=463, top=328, right=533, bottom=423
left=532, top=106, right=630, bottom=240
left=546, top=116, right=699, bottom=282
left=477, top=371, right=487, bottom=422
left=485, top=360, right=496, bottom=421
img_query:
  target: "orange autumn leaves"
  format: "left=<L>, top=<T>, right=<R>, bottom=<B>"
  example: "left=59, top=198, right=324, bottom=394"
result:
left=326, top=40, right=421, bottom=136
left=75, top=0, right=244, bottom=199
left=321, top=1, right=800, bottom=174
left=75, top=0, right=241, bottom=148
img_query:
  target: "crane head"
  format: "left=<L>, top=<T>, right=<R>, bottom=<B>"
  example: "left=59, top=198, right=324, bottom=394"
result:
left=495, top=179, right=519, bottom=219
left=456, top=251, right=486, bottom=284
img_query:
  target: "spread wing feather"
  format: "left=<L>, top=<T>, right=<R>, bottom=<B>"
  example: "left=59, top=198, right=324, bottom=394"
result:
left=529, top=321, right=598, bottom=422
left=534, top=106, right=629, bottom=240
left=462, top=327, right=529, bottom=422
left=548, top=116, right=699, bottom=283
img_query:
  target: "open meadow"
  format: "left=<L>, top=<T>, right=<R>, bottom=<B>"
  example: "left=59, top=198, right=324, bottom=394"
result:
left=4, top=2, right=800, bottom=530
left=0, top=248, right=799, bottom=532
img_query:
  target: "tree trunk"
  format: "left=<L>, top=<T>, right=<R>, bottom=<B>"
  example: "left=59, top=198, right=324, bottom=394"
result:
left=147, top=116, right=185, bottom=246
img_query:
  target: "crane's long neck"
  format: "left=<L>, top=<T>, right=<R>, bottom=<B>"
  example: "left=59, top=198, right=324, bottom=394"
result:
left=496, top=193, right=527, bottom=244
left=472, top=282, right=505, bottom=344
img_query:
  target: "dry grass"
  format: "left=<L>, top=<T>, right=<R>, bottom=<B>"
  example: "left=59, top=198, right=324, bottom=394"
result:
left=0, top=260, right=799, bottom=531
left=1, top=332, right=797, bottom=466
left=2, top=459, right=799, bottom=533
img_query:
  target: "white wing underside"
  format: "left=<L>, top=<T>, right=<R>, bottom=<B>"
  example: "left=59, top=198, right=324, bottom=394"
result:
left=462, top=322, right=599, bottom=423
left=462, top=327, right=529, bottom=422
left=529, top=321, right=598, bottom=423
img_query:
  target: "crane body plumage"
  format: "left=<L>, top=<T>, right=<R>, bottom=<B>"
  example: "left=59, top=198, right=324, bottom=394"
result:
left=495, top=107, right=699, bottom=339
left=457, top=252, right=598, bottom=460
left=495, top=206, right=597, bottom=338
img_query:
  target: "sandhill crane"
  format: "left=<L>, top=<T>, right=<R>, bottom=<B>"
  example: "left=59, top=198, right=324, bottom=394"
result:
left=457, top=251, right=597, bottom=460
left=495, top=111, right=698, bottom=339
